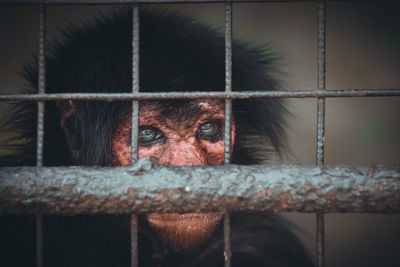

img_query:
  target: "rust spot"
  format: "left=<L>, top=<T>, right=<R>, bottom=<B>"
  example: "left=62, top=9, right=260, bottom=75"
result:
left=258, top=189, right=272, bottom=197
left=325, top=191, right=337, bottom=201
left=126, top=188, right=137, bottom=198
left=279, top=192, right=293, bottom=209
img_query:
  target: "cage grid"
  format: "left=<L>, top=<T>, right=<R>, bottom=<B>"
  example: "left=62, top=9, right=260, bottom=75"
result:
left=0, top=1, right=400, bottom=267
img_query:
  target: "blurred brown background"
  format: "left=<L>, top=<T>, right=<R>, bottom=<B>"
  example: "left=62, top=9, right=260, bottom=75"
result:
left=0, top=1, right=399, bottom=266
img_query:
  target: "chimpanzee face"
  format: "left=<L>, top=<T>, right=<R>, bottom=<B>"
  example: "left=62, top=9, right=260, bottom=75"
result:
left=111, top=98, right=236, bottom=250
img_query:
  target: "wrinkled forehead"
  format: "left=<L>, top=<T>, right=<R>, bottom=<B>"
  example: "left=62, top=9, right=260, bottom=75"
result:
left=139, top=99, right=225, bottom=122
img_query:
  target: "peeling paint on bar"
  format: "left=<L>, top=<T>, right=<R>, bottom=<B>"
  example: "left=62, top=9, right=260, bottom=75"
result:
left=0, top=158, right=399, bottom=214
left=1, top=89, right=400, bottom=101
left=0, top=0, right=316, bottom=5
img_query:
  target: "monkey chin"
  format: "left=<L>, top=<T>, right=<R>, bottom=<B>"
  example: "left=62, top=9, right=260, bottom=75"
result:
left=146, top=212, right=222, bottom=251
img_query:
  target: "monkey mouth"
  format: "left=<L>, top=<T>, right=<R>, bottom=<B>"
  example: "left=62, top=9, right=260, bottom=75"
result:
left=146, top=212, right=223, bottom=250
left=147, top=212, right=222, bottom=227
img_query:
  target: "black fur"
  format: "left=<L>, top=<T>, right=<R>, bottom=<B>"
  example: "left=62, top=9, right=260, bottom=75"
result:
left=0, top=8, right=313, bottom=267
left=1, top=8, right=285, bottom=166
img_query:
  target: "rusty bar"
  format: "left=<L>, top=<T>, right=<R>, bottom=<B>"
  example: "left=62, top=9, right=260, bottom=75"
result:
left=1, top=159, right=399, bottom=214
left=36, top=214, right=43, bottom=267
left=130, top=6, right=140, bottom=267
left=2, top=89, right=400, bottom=101
left=223, top=213, right=232, bottom=267
left=36, top=6, right=46, bottom=267
left=316, top=1, right=326, bottom=266
left=131, top=4, right=139, bottom=163
left=223, top=4, right=233, bottom=266
left=0, top=0, right=316, bottom=5
left=316, top=212, right=325, bottom=267
left=224, top=3, right=232, bottom=164
left=36, top=4, right=46, bottom=167
left=316, top=0, right=326, bottom=166
left=130, top=214, right=138, bottom=267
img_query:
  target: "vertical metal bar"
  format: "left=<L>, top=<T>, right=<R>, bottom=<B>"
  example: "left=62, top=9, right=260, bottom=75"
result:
left=36, top=215, right=43, bottom=267
left=224, top=2, right=233, bottom=165
left=37, top=4, right=46, bottom=167
left=130, top=214, right=138, bottom=267
left=316, top=1, right=326, bottom=267
left=223, top=213, right=232, bottom=267
left=131, top=5, right=140, bottom=267
left=131, top=4, right=140, bottom=163
left=316, top=0, right=326, bottom=165
left=224, top=3, right=233, bottom=267
left=36, top=5, right=46, bottom=267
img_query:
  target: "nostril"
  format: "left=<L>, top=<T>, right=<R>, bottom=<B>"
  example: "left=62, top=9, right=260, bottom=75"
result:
left=158, top=149, right=207, bottom=167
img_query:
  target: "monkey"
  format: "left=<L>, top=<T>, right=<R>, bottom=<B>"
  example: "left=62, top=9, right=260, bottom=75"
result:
left=0, top=8, right=314, bottom=267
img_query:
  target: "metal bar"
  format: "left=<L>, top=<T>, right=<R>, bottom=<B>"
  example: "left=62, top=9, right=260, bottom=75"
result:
left=36, top=214, right=43, bottom=267
left=130, top=214, right=138, bottom=267
left=0, top=0, right=317, bottom=6
left=316, top=1, right=326, bottom=266
left=224, top=213, right=232, bottom=267
left=224, top=3, right=232, bottom=164
left=2, top=89, right=400, bottom=101
left=131, top=5, right=139, bottom=163
left=316, top=0, right=326, bottom=166
left=130, top=6, right=140, bottom=267
left=36, top=4, right=46, bottom=167
left=36, top=6, right=46, bottom=267
left=1, top=159, right=399, bottom=214
left=223, top=4, right=233, bottom=267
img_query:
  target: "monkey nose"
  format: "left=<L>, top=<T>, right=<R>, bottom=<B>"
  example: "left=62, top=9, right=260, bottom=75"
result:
left=158, top=145, right=207, bottom=166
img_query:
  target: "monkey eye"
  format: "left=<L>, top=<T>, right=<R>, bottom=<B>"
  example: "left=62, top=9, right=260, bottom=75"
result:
left=197, top=121, right=223, bottom=141
left=138, top=126, right=164, bottom=146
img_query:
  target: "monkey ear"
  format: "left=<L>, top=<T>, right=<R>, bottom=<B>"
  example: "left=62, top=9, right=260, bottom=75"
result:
left=56, top=100, right=75, bottom=128
left=56, top=100, right=78, bottom=148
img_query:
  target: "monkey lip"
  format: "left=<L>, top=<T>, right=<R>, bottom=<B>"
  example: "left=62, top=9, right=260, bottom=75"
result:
left=147, top=212, right=222, bottom=226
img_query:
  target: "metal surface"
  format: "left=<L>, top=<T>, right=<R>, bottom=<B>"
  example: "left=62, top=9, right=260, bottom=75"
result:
left=36, top=214, right=43, bottom=267
left=130, top=6, right=140, bottom=267
left=223, top=213, right=231, bottom=267
left=1, top=158, right=399, bottom=214
left=131, top=5, right=139, bottom=163
left=223, top=5, right=232, bottom=267
left=316, top=1, right=326, bottom=266
left=224, top=3, right=232, bottom=165
left=36, top=6, right=46, bottom=267
left=36, top=5, right=46, bottom=167
left=0, top=0, right=316, bottom=5
left=0, top=89, right=400, bottom=101
left=1, top=89, right=400, bottom=101
left=130, top=214, right=138, bottom=267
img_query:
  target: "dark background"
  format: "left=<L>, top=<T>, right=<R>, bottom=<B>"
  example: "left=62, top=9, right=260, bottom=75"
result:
left=0, top=1, right=399, bottom=266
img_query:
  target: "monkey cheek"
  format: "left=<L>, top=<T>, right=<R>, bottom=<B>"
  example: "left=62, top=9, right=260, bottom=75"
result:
left=146, top=212, right=223, bottom=251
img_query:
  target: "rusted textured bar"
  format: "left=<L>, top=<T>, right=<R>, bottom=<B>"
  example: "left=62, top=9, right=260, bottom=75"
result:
left=36, top=214, right=43, bottom=267
left=316, top=0, right=326, bottom=167
left=223, top=4, right=233, bottom=266
left=36, top=6, right=46, bottom=267
left=224, top=2, right=232, bottom=165
left=0, top=0, right=315, bottom=5
left=130, top=6, right=140, bottom=267
left=223, top=213, right=232, bottom=267
left=36, top=5, right=46, bottom=167
left=1, top=158, right=399, bottom=214
left=130, top=214, right=138, bottom=267
left=2, top=89, right=400, bottom=101
left=131, top=5, right=139, bottom=163
left=316, top=1, right=326, bottom=266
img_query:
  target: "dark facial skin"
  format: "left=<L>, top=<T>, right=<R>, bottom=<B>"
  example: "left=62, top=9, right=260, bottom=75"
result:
left=112, top=99, right=235, bottom=250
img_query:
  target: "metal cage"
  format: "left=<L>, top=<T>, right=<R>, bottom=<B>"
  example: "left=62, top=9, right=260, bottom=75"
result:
left=0, top=1, right=399, bottom=267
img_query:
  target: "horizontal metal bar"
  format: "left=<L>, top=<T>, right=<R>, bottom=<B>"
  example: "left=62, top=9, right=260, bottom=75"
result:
left=1, top=158, right=399, bottom=214
left=1, top=89, right=400, bottom=101
left=0, top=0, right=315, bottom=5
